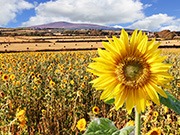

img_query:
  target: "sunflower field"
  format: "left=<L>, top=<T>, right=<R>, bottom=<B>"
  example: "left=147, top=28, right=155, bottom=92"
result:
left=0, top=49, right=179, bottom=135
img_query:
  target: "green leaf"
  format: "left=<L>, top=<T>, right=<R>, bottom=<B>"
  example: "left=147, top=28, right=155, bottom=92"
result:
left=112, top=126, right=135, bottom=135
left=159, top=91, right=180, bottom=114
left=84, top=118, right=135, bottom=135
left=83, top=118, right=118, bottom=135
left=105, top=98, right=115, bottom=105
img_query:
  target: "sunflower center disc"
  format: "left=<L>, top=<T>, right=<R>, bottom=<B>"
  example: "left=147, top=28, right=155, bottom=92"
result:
left=116, top=56, right=151, bottom=89
left=124, top=63, right=143, bottom=81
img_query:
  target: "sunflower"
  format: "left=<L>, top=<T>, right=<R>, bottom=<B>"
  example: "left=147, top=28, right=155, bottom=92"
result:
left=163, top=106, right=169, bottom=113
left=152, top=111, right=159, bottom=117
left=92, top=106, right=100, bottom=115
left=16, top=109, right=26, bottom=123
left=2, top=74, right=9, bottom=81
left=88, top=29, right=172, bottom=113
left=70, top=80, right=75, bottom=85
left=16, top=108, right=27, bottom=129
left=76, top=118, right=86, bottom=131
left=125, top=120, right=135, bottom=127
left=147, top=127, right=161, bottom=135
left=33, top=86, right=37, bottom=91
left=10, top=74, right=15, bottom=80
left=16, top=109, right=26, bottom=118
left=49, top=80, right=55, bottom=87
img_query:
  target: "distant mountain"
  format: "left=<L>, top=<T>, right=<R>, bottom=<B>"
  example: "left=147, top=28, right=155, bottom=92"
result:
left=29, top=21, right=119, bottom=30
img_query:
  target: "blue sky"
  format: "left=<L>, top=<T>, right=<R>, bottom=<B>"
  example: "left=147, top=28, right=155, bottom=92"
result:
left=0, top=0, right=180, bottom=31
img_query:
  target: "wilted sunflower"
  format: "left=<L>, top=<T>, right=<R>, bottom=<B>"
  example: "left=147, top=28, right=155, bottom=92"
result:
left=88, top=29, right=172, bottom=113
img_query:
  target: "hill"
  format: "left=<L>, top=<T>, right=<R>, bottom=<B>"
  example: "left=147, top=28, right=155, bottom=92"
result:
left=29, top=21, right=119, bottom=30
left=155, top=30, right=180, bottom=40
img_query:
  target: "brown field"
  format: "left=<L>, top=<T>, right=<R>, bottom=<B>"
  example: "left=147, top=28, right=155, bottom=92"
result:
left=0, top=36, right=105, bottom=52
left=0, top=36, right=180, bottom=52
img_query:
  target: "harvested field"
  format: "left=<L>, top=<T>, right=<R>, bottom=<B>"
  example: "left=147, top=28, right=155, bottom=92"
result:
left=0, top=36, right=180, bottom=52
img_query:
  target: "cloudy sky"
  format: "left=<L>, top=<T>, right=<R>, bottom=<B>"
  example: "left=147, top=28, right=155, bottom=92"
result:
left=0, top=0, right=180, bottom=31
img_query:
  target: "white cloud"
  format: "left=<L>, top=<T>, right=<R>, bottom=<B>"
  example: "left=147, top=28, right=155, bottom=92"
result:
left=0, top=0, right=34, bottom=26
left=113, top=25, right=123, bottom=28
left=144, top=4, right=152, bottom=9
left=127, top=14, right=180, bottom=31
left=159, top=18, right=180, bottom=31
left=22, top=0, right=145, bottom=26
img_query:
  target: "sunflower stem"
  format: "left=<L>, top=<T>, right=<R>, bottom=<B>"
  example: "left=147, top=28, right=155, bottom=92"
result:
left=135, top=108, right=141, bottom=135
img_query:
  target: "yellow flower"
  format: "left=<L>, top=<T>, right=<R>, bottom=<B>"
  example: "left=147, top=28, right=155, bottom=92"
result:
left=8, top=67, right=13, bottom=72
left=33, top=86, right=37, bottom=91
left=1, top=64, right=5, bottom=69
left=41, top=109, right=46, bottom=113
left=16, top=108, right=27, bottom=125
left=10, top=74, right=15, bottom=80
left=76, top=118, right=86, bottom=131
left=152, top=111, right=159, bottom=117
left=92, top=106, right=100, bottom=115
left=55, top=69, right=61, bottom=74
left=60, top=83, right=66, bottom=89
left=34, top=77, right=42, bottom=84
left=88, top=29, right=172, bottom=113
left=63, top=79, right=68, bottom=84
left=177, top=82, right=180, bottom=87
left=2, top=74, right=9, bottom=81
left=15, top=81, right=21, bottom=87
left=84, top=76, right=88, bottom=80
left=30, top=72, right=35, bottom=76
left=146, top=127, right=161, bottom=135
left=70, top=80, right=75, bottom=85
left=49, top=80, right=55, bottom=87
left=16, top=109, right=26, bottom=119
left=37, top=73, right=43, bottom=79
left=125, top=120, right=135, bottom=127
left=81, top=82, right=85, bottom=88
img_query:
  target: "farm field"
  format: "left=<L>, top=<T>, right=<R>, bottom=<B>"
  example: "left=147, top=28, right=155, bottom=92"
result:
left=0, top=47, right=179, bottom=134
left=0, top=35, right=180, bottom=52
left=0, top=36, right=105, bottom=52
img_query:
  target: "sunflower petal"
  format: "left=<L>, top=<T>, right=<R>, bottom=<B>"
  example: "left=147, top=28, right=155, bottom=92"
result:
left=145, top=84, right=160, bottom=105
left=126, top=89, right=135, bottom=114
left=120, top=29, right=129, bottom=46
left=150, top=82, right=167, bottom=98
left=115, top=87, right=127, bottom=110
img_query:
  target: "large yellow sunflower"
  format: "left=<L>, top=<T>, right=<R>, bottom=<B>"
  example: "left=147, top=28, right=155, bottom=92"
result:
left=88, top=29, right=172, bottom=113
